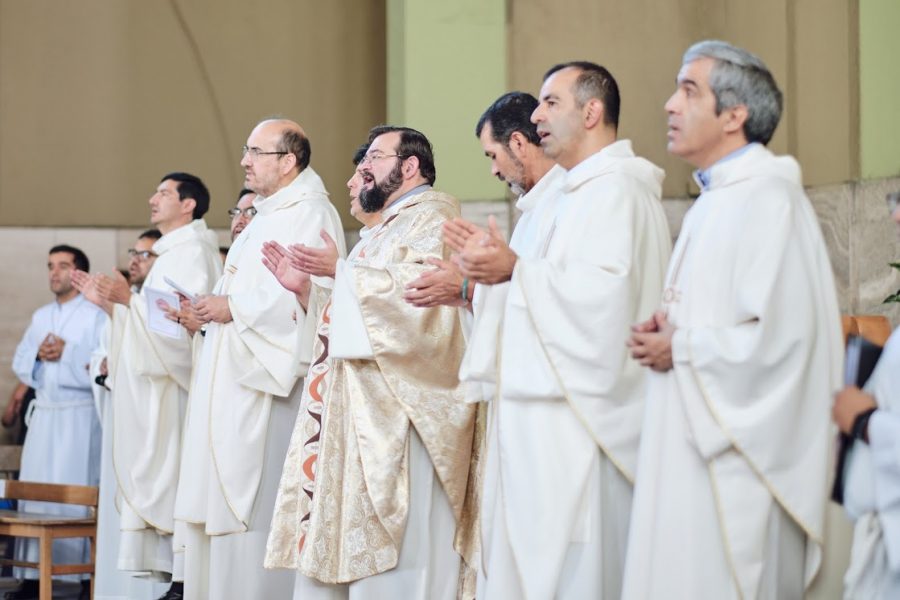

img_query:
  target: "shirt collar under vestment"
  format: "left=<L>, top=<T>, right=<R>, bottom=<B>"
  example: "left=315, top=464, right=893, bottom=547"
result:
left=381, top=184, right=431, bottom=220
left=694, top=143, right=759, bottom=190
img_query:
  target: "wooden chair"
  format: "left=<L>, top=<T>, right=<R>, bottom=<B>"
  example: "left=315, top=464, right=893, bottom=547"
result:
left=0, top=480, right=98, bottom=599
left=842, top=314, right=893, bottom=347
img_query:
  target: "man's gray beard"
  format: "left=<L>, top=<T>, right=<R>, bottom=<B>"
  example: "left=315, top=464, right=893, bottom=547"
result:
left=360, top=161, right=404, bottom=213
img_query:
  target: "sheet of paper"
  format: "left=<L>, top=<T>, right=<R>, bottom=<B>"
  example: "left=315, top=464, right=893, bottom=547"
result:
left=144, top=287, right=182, bottom=339
left=163, top=276, right=198, bottom=303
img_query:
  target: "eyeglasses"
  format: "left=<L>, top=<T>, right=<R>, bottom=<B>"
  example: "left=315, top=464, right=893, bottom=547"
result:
left=360, top=152, right=405, bottom=165
left=228, top=206, right=258, bottom=219
left=888, top=192, right=900, bottom=215
left=241, top=145, right=288, bottom=160
left=127, top=249, right=157, bottom=261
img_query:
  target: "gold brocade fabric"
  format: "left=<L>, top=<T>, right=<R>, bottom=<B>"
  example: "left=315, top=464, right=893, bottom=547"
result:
left=297, top=191, right=480, bottom=584
left=265, top=284, right=333, bottom=569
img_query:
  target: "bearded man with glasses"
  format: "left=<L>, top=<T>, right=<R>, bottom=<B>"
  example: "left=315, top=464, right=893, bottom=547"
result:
left=266, top=125, right=479, bottom=600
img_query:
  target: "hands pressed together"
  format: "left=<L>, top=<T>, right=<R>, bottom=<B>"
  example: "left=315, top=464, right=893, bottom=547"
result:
left=37, top=333, right=65, bottom=362
left=444, top=215, right=518, bottom=286
left=401, top=215, right=519, bottom=310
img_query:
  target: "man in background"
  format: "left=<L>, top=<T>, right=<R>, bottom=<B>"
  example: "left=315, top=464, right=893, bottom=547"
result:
left=10, top=245, right=106, bottom=599
left=90, top=228, right=169, bottom=600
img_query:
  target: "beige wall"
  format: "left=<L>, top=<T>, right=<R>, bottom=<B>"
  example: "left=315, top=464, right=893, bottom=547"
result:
left=508, top=0, right=858, bottom=196
left=0, top=0, right=386, bottom=229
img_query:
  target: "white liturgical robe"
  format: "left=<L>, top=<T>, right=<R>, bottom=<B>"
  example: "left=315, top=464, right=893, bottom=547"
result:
left=621, top=144, right=843, bottom=600
left=463, top=140, right=672, bottom=600
left=843, top=327, right=900, bottom=599
left=107, top=220, right=222, bottom=579
left=174, top=167, right=345, bottom=600
left=91, top=321, right=168, bottom=599
left=12, top=293, right=106, bottom=580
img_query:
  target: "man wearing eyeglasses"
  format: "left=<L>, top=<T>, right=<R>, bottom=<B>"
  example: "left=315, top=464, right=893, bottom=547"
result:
left=90, top=228, right=170, bottom=600
left=273, top=125, right=476, bottom=600
left=174, top=119, right=345, bottom=600
left=127, top=229, right=163, bottom=290
left=229, top=188, right=257, bottom=242
left=73, top=172, right=222, bottom=600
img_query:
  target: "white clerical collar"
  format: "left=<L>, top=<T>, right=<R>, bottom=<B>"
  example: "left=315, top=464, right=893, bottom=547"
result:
left=154, top=219, right=207, bottom=255
left=381, top=184, right=431, bottom=220
left=563, top=139, right=635, bottom=192
left=253, top=166, right=327, bottom=216
left=516, top=164, right=566, bottom=213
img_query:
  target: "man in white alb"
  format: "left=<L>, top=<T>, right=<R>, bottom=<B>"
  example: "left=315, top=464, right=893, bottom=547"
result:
left=450, top=63, right=672, bottom=599
left=173, top=118, right=345, bottom=600
left=624, top=40, right=843, bottom=600
left=90, top=228, right=171, bottom=600
left=11, top=245, right=106, bottom=600
left=75, top=173, right=222, bottom=600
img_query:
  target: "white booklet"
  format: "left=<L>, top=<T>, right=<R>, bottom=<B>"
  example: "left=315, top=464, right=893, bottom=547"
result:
left=144, top=286, right=181, bottom=339
left=163, top=276, right=198, bottom=303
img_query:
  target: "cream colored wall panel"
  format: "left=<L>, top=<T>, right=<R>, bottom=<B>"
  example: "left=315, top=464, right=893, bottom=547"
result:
left=0, top=0, right=385, bottom=229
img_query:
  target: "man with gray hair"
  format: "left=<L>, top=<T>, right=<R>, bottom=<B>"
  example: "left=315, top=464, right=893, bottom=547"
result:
left=624, top=40, right=843, bottom=599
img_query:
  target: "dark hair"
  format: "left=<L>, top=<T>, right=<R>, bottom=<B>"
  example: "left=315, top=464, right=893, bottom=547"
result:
left=236, top=188, right=255, bottom=204
left=160, top=172, right=210, bottom=219
left=278, top=129, right=311, bottom=171
left=366, top=125, right=436, bottom=185
left=543, top=61, right=621, bottom=128
left=139, top=228, right=162, bottom=241
left=352, top=143, right=370, bottom=166
left=475, top=92, right=541, bottom=146
left=49, top=244, right=89, bottom=272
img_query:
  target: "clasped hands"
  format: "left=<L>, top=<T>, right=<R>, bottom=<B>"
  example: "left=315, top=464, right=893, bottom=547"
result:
left=627, top=310, right=675, bottom=372
left=159, top=294, right=225, bottom=335
left=401, top=215, right=516, bottom=308
left=37, top=333, right=65, bottom=362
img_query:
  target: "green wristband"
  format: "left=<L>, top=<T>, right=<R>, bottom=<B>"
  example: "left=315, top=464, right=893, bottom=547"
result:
left=461, top=278, right=469, bottom=302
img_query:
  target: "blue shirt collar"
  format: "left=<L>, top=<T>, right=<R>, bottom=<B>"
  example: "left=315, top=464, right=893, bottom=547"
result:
left=695, top=143, right=759, bottom=190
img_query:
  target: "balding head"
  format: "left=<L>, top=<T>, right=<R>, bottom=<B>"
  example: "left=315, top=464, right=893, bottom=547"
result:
left=264, top=119, right=311, bottom=172
left=241, top=118, right=312, bottom=197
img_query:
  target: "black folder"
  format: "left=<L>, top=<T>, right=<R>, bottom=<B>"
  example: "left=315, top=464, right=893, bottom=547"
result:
left=831, top=335, right=884, bottom=504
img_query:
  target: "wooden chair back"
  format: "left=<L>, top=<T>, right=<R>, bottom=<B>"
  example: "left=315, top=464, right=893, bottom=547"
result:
left=852, top=315, right=893, bottom=346
left=0, top=480, right=98, bottom=508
